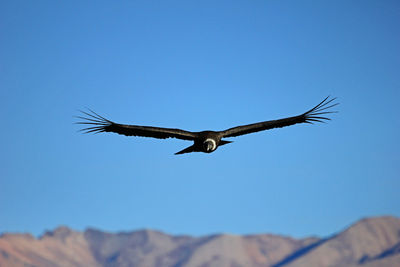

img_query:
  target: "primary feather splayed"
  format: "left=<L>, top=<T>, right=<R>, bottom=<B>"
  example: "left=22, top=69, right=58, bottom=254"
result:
left=76, top=96, right=338, bottom=154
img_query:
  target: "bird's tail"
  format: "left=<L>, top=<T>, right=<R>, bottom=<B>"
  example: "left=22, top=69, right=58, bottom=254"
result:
left=219, top=140, right=233, bottom=146
left=175, top=145, right=196, bottom=155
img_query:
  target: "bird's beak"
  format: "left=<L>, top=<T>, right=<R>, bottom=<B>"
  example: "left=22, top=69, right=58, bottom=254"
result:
left=206, top=142, right=213, bottom=151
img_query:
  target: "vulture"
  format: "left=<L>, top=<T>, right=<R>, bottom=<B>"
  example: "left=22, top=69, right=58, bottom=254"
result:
left=77, top=96, right=338, bottom=155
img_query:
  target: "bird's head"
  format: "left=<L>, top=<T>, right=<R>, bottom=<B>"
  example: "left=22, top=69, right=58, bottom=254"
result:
left=203, top=139, right=217, bottom=153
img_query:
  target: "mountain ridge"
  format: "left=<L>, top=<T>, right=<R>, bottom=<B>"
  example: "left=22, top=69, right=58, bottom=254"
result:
left=1, top=216, right=399, bottom=267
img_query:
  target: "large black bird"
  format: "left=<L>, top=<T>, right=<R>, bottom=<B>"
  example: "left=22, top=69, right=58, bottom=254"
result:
left=77, top=96, right=338, bottom=155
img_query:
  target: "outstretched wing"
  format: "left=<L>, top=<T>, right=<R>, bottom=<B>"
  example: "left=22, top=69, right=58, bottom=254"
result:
left=76, top=110, right=197, bottom=141
left=220, top=96, right=338, bottom=138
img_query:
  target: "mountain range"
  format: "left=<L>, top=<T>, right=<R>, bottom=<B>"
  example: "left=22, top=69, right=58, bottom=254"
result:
left=1, top=216, right=399, bottom=267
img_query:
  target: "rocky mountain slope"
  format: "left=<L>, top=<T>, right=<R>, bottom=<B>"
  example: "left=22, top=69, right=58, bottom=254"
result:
left=1, top=216, right=399, bottom=267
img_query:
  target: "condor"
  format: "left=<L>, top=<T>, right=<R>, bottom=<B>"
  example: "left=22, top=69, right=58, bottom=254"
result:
left=77, top=96, right=338, bottom=155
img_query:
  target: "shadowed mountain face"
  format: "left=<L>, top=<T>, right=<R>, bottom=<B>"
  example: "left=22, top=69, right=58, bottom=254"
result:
left=0, top=216, right=399, bottom=267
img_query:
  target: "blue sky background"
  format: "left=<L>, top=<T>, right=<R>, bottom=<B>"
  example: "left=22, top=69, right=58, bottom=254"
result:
left=1, top=1, right=399, bottom=238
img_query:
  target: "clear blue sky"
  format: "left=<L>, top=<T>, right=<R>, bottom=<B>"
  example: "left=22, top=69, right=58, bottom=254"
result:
left=1, top=1, right=399, bottom=238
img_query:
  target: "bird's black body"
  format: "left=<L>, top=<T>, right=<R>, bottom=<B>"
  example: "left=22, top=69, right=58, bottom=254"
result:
left=76, top=96, right=338, bottom=154
left=174, top=131, right=233, bottom=155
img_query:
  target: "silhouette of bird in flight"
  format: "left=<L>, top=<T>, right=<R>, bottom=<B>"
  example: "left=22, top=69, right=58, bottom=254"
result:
left=77, top=96, right=338, bottom=155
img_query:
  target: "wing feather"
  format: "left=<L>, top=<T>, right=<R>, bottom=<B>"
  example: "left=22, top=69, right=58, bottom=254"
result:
left=220, top=96, right=338, bottom=138
left=76, top=110, right=197, bottom=141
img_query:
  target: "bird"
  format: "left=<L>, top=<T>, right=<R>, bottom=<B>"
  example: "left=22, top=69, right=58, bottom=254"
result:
left=76, top=96, right=338, bottom=155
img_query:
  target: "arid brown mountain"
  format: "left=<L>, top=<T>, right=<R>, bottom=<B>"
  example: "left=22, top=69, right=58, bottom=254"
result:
left=0, top=216, right=399, bottom=267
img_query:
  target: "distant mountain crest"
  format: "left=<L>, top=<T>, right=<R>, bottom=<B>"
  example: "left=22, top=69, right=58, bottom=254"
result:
left=1, top=216, right=399, bottom=267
